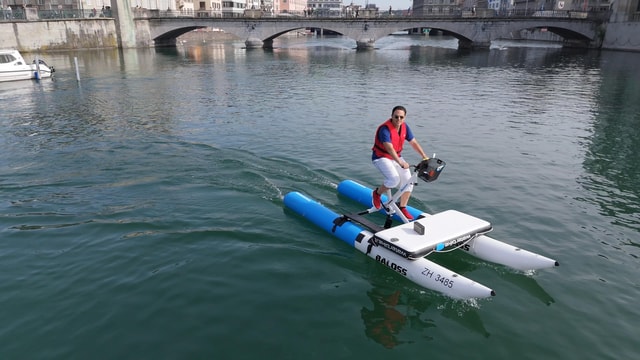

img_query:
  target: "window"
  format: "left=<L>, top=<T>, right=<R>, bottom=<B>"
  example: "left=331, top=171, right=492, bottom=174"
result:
left=0, top=54, right=18, bottom=64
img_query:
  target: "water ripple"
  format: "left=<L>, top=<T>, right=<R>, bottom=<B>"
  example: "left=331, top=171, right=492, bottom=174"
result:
left=1, top=43, right=639, bottom=359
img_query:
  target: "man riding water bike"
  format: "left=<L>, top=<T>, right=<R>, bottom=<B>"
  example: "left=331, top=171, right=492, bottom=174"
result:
left=371, top=105, right=429, bottom=221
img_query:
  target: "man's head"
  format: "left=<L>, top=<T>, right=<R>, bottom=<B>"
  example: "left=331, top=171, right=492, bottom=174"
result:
left=391, top=106, right=407, bottom=128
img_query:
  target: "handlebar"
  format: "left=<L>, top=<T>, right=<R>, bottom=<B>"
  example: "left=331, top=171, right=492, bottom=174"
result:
left=414, top=157, right=446, bottom=183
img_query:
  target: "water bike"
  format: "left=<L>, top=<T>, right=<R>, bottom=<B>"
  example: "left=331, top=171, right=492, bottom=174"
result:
left=283, top=158, right=558, bottom=299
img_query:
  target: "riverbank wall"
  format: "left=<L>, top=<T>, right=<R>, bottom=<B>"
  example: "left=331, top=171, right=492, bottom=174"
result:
left=0, top=20, right=118, bottom=52
left=602, top=22, right=640, bottom=52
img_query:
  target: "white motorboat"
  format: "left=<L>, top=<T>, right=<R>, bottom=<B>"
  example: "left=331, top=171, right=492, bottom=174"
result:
left=0, top=49, right=54, bottom=82
left=283, top=159, right=558, bottom=299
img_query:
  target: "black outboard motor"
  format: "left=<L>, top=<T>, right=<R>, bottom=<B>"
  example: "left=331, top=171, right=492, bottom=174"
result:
left=416, top=158, right=446, bottom=183
left=33, top=59, right=54, bottom=72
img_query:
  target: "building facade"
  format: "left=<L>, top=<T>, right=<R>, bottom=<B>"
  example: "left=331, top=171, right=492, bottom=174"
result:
left=307, top=0, right=342, bottom=16
left=0, top=0, right=283, bottom=17
left=410, top=0, right=617, bottom=13
left=411, top=0, right=466, bottom=16
left=277, top=0, right=306, bottom=14
left=510, top=0, right=614, bottom=11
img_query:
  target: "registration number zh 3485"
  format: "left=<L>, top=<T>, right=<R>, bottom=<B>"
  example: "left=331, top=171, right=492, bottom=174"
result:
left=422, top=268, right=455, bottom=289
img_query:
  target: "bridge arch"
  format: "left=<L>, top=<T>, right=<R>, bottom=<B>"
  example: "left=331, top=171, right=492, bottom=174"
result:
left=153, top=26, right=207, bottom=47
left=260, top=26, right=347, bottom=48
left=498, top=21, right=598, bottom=48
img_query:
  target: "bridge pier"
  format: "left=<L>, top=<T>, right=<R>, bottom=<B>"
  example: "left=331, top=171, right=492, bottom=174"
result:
left=112, top=0, right=136, bottom=48
left=356, top=39, right=376, bottom=50
left=245, top=37, right=264, bottom=49
left=262, top=39, right=274, bottom=49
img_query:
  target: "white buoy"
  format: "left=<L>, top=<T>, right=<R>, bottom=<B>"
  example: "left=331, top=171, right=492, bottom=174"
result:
left=74, top=57, right=80, bottom=81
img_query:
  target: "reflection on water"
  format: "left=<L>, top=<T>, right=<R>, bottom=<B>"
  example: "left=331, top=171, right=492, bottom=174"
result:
left=579, top=51, right=640, bottom=239
left=500, top=271, right=556, bottom=306
left=361, top=285, right=490, bottom=349
left=361, top=289, right=413, bottom=348
left=361, top=253, right=492, bottom=349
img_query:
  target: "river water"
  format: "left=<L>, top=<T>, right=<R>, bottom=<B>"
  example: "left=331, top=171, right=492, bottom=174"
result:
left=1, top=35, right=639, bottom=359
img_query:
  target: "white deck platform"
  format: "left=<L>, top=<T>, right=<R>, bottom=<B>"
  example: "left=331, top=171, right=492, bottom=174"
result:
left=374, top=210, right=492, bottom=259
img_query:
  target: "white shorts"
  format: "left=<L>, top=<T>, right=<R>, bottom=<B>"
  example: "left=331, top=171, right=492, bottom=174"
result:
left=372, top=157, right=413, bottom=193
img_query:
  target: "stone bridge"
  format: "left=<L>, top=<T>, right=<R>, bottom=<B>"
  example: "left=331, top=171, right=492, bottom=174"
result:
left=137, top=16, right=606, bottom=50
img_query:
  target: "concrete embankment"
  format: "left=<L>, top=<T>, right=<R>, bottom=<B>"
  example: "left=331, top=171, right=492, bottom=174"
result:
left=602, top=22, right=640, bottom=52
left=0, top=20, right=118, bottom=52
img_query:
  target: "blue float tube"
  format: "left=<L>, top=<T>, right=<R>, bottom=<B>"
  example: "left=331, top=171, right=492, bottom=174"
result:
left=283, top=191, right=366, bottom=247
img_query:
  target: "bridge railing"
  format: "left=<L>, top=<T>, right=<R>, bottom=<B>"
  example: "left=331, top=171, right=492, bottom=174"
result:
left=136, top=8, right=610, bottom=21
left=0, top=6, right=610, bottom=22
left=0, top=8, right=113, bottom=21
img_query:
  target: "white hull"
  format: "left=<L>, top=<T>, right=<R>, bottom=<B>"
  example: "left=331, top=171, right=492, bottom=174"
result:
left=465, top=235, right=557, bottom=271
left=355, top=231, right=495, bottom=299
left=0, top=68, right=53, bottom=82
left=415, top=212, right=559, bottom=271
